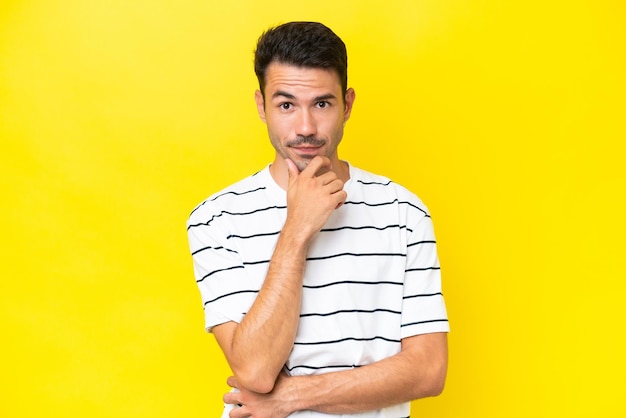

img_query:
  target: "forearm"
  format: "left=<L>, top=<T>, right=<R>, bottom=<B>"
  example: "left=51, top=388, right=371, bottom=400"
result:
left=216, top=157, right=347, bottom=395
left=224, top=222, right=311, bottom=393
left=284, top=333, right=448, bottom=415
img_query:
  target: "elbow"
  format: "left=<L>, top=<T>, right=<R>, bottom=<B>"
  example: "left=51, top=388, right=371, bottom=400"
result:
left=423, top=335, right=448, bottom=398
left=410, top=353, right=447, bottom=399
left=426, top=373, right=446, bottom=397
left=233, top=367, right=278, bottom=394
left=240, top=377, right=276, bottom=394
left=424, top=361, right=447, bottom=397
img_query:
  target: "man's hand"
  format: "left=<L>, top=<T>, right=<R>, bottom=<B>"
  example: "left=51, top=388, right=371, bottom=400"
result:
left=221, top=333, right=447, bottom=417
left=213, top=156, right=346, bottom=395
left=284, top=156, right=347, bottom=243
left=224, top=373, right=294, bottom=418
left=214, top=156, right=348, bottom=397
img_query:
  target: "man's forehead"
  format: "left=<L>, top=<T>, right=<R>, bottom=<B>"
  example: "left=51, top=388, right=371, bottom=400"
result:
left=264, top=63, right=342, bottom=95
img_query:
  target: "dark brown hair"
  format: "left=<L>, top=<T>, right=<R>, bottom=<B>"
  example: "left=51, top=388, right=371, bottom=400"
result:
left=254, top=22, right=348, bottom=97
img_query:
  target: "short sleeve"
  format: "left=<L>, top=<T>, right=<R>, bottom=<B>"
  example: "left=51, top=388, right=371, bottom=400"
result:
left=400, top=211, right=450, bottom=339
left=187, top=208, right=254, bottom=332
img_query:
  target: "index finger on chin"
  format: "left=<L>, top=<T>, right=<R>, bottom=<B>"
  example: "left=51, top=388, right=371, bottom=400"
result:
left=301, top=156, right=330, bottom=178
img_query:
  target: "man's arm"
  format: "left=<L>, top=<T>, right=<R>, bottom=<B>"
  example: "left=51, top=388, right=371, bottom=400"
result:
left=213, top=156, right=347, bottom=394
left=224, top=332, right=448, bottom=418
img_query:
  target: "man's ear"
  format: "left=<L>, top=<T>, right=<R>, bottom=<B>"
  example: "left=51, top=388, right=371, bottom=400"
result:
left=255, top=90, right=266, bottom=123
left=343, top=88, right=356, bottom=122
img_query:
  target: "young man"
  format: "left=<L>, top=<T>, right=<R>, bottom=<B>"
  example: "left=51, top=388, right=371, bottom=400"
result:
left=187, top=22, right=449, bottom=418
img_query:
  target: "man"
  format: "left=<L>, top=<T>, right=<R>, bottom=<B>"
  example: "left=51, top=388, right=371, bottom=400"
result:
left=187, top=22, right=449, bottom=418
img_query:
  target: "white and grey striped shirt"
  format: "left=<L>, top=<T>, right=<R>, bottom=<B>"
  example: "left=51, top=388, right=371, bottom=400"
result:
left=187, top=163, right=449, bottom=418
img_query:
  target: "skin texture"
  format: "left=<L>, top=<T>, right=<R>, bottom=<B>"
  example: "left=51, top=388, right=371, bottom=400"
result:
left=213, top=156, right=347, bottom=394
left=255, top=62, right=355, bottom=187
left=224, top=332, right=447, bottom=418
left=212, top=62, right=448, bottom=417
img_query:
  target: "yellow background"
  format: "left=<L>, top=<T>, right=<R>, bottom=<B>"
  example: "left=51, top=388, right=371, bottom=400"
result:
left=2, top=1, right=624, bottom=416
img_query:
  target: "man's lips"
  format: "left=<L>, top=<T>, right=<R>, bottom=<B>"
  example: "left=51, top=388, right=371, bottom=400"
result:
left=290, top=145, right=323, bottom=155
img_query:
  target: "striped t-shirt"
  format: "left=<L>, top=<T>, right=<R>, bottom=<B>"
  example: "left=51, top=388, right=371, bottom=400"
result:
left=187, top=163, right=449, bottom=418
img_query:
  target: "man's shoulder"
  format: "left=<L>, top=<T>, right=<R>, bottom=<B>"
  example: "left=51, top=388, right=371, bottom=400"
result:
left=349, top=165, right=430, bottom=216
left=350, top=165, right=392, bottom=184
left=350, top=165, right=420, bottom=198
left=187, top=166, right=271, bottom=222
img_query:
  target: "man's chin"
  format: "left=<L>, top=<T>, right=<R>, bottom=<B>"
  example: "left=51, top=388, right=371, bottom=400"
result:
left=293, top=158, right=311, bottom=173
left=297, top=157, right=333, bottom=177
left=285, top=153, right=314, bottom=172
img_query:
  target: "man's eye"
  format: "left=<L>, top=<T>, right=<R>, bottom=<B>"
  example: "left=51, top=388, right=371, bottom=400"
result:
left=317, top=101, right=329, bottom=108
left=280, top=103, right=292, bottom=110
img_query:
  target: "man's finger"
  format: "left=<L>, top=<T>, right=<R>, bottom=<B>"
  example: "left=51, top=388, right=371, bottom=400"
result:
left=300, top=156, right=331, bottom=178
left=226, top=376, right=238, bottom=388
left=285, top=158, right=300, bottom=187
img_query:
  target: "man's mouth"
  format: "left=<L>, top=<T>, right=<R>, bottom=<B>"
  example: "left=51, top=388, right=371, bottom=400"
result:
left=291, top=145, right=322, bottom=156
left=286, top=136, right=326, bottom=148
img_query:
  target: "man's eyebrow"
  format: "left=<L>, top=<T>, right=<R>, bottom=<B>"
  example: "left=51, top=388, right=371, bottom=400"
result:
left=271, top=91, right=338, bottom=102
left=272, top=90, right=296, bottom=100
left=314, top=93, right=337, bottom=102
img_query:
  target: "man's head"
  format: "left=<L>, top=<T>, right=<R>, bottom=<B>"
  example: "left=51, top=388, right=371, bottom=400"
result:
left=254, top=22, right=348, bottom=99
left=253, top=22, right=355, bottom=184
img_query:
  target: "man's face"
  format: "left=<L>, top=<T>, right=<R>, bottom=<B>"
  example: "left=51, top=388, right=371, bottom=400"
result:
left=255, top=62, right=355, bottom=173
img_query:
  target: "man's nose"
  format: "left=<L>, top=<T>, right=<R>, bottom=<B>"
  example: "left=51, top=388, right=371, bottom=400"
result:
left=295, top=109, right=317, bottom=137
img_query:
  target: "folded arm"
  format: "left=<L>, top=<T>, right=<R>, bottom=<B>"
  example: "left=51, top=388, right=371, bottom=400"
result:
left=224, top=332, right=448, bottom=418
left=213, top=157, right=347, bottom=394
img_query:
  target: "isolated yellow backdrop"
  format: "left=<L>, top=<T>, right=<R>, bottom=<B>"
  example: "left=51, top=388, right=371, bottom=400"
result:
left=2, top=1, right=624, bottom=417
